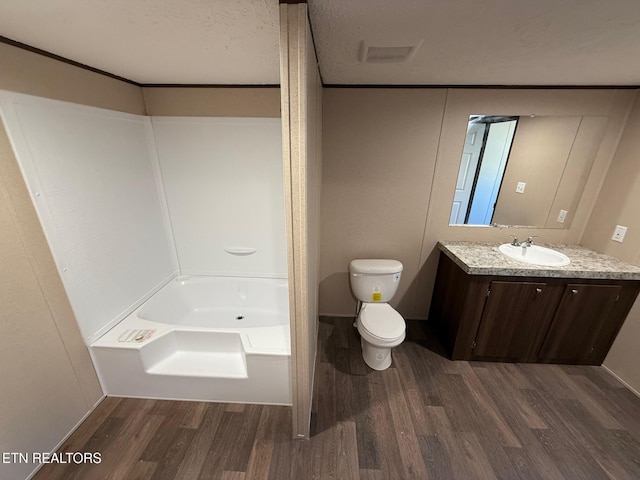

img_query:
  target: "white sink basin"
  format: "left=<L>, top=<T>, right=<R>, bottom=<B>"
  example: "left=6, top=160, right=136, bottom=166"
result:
left=498, top=244, right=571, bottom=267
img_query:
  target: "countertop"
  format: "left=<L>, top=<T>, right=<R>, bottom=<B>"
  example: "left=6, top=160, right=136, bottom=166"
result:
left=438, top=241, right=640, bottom=280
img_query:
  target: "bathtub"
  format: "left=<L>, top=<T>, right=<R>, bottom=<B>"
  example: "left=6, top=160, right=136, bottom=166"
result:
left=90, top=276, right=292, bottom=405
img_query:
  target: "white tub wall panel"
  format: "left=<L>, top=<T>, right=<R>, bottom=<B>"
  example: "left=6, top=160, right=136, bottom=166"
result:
left=144, top=120, right=181, bottom=274
left=151, top=117, right=287, bottom=277
left=0, top=92, right=175, bottom=343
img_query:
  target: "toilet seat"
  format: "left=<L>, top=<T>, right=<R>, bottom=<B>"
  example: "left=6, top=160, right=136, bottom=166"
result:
left=358, top=303, right=405, bottom=341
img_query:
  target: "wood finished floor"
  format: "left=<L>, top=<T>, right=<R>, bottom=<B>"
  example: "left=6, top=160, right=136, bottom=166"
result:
left=34, top=317, right=640, bottom=480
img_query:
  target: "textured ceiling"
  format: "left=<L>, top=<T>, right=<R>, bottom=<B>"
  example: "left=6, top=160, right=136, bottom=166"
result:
left=0, top=0, right=281, bottom=85
left=308, top=0, right=640, bottom=85
left=1, top=0, right=640, bottom=86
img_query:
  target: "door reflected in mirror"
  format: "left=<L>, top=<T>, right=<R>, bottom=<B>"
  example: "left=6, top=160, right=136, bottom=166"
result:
left=449, top=114, right=608, bottom=229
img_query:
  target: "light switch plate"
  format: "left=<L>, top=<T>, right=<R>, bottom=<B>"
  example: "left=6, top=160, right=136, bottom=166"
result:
left=516, top=182, right=526, bottom=194
left=612, top=225, right=628, bottom=243
left=557, top=209, right=568, bottom=223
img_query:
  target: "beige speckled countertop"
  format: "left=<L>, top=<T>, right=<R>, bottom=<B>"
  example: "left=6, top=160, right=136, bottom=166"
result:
left=438, top=241, right=640, bottom=280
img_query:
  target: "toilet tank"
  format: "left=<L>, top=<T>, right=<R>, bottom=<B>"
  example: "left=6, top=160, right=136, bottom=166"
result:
left=349, top=259, right=403, bottom=303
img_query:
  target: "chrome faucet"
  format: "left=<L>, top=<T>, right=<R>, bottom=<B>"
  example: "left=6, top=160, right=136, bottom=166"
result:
left=510, top=235, right=537, bottom=247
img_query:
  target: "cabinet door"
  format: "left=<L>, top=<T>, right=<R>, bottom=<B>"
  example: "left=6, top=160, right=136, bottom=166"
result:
left=538, top=284, right=621, bottom=364
left=473, top=281, right=554, bottom=362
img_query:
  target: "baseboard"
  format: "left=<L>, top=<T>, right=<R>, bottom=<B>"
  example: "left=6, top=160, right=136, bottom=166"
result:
left=25, top=395, right=107, bottom=480
left=601, top=365, right=640, bottom=399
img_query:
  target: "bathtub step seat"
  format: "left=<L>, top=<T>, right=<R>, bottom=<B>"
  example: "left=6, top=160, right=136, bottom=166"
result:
left=91, top=326, right=291, bottom=405
left=146, top=351, right=247, bottom=378
left=139, top=330, right=248, bottom=379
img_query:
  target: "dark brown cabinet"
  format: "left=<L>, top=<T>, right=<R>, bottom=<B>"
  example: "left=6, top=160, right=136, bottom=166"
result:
left=538, top=284, right=622, bottom=364
left=473, top=281, right=555, bottom=362
left=430, top=252, right=640, bottom=365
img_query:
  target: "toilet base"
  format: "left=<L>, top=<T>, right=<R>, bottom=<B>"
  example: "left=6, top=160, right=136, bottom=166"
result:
left=361, top=337, right=393, bottom=370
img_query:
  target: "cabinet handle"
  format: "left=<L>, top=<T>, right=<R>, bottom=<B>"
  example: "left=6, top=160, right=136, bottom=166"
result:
left=571, top=289, right=579, bottom=295
left=536, top=288, right=543, bottom=293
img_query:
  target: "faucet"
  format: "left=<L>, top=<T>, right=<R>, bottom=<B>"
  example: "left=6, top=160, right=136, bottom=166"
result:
left=510, top=236, right=538, bottom=247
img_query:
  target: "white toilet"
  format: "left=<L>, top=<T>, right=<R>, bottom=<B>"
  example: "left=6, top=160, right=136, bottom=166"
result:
left=349, top=259, right=406, bottom=370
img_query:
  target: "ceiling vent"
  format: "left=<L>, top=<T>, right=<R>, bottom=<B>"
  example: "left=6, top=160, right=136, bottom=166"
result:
left=359, top=40, right=423, bottom=63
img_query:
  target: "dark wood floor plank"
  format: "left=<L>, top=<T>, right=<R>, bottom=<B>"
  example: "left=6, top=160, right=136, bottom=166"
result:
left=358, top=469, right=385, bottom=480
left=471, top=368, right=567, bottom=480
left=525, top=390, right=611, bottom=479
left=418, top=434, right=454, bottom=480
left=531, top=426, right=610, bottom=480
left=223, top=405, right=264, bottom=472
left=190, top=405, right=264, bottom=479
left=550, top=366, right=622, bottom=429
left=601, top=429, right=640, bottom=479
left=351, top=374, right=379, bottom=470
left=381, top=368, right=428, bottom=479
left=391, top=346, right=434, bottom=435
left=366, top=374, right=405, bottom=479
left=59, top=397, right=122, bottom=453
left=406, top=342, right=445, bottom=406
left=474, top=365, right=548, bottom=430
left=33, top=416, right=125, bottom=480
left=128, top=461, right=157, bottom=480
left=552, top=392, right=640, bottom=480
left=425, top=405, right=498, bottom=479
left=334, top=346, right=354, bottom=422
left=220, top=472, right=245, bottom=480
left=335, top=421, right=359, bottom=480
left=457, top=361, right=522, bottom=447
left=173, top=403, right=225, bottom=480
left=500, top=447, right=548, bottom=480
left=150, top=428, right=196, bottom=480
left=517, top=363, right=578, bottom=401
left=244, top=439, right=272, bottom=480
left=316, top=358, right=336, bottom=434
left=104, top=413, right=165, bottom=480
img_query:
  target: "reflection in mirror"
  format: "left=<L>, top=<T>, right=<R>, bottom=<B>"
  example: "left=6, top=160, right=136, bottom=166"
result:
left=449, top=114, right=608, bottom=229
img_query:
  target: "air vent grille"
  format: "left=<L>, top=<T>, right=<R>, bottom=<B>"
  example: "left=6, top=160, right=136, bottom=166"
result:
left=359, top=41, right=423, bottom=63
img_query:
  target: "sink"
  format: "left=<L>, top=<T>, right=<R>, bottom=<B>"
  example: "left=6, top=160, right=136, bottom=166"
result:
left=498, top=244, right=571, bottom=267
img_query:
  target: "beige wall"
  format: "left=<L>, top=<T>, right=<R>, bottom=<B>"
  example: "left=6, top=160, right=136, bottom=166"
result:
left=0, top=42, right=144, bottom=114
left=0, top=41, right=143, bottom=479
left=279, top=3, right=322, bottom=438
left=320, top=88, right=635, bottom=319
left=320, top=88, right=447, bottom=318
left=583, top=91, right=640, bottom=394
left=142, top=87, right=280, bottom=117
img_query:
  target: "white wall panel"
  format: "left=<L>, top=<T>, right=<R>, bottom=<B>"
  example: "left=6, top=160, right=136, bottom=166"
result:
left=152, top=117, right=286, bottom=277
left=0, top=92, right=175, bottom=343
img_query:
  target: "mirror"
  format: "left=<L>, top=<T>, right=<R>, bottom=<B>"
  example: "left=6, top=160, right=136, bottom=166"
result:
left=449, top=114, right=608, bottom=229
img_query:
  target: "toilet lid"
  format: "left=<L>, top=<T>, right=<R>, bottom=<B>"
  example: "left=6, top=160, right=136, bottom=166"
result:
left=360, top=303, right=405, bottom=339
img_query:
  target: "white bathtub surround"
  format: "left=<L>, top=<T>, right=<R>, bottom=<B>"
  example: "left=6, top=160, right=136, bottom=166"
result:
left=0, top=91, right=176, bottom=344
left=91, top=276, right=291, bottom=405
left=0, top=91, right=290, bottom=406
left=151, top=117, right=287, bottom=278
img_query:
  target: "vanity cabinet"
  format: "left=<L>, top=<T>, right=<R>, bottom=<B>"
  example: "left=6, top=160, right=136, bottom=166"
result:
left=430, top=252, right=640, bottom=365
left=472, top=281, right=558, bottom=362
left=537, top=284, right=623, bottom=364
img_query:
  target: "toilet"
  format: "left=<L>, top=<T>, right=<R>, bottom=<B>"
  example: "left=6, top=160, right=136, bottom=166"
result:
left=349, top=259, right=406, bottom=370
